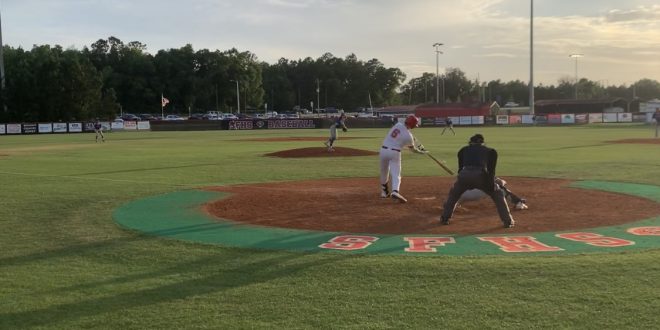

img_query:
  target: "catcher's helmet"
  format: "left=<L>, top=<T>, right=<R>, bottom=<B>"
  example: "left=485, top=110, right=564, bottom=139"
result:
left=469, top=134, right=485, bottom=144
left=404, top=115, right=420, bottom=129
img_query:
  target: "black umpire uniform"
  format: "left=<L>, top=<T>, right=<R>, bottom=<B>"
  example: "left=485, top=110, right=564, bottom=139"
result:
left=440, top=134, right=515, bottom=228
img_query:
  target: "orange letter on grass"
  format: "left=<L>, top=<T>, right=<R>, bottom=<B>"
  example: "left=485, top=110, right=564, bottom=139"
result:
left=319, top=235, right=378, bottom=251
left=404, top=237, right=455, bottom=253
left=556, top=232, right=634, bottom=247
left=627, top=227, right=660, bottom=236
left=479, top=236, right=563, bottom=253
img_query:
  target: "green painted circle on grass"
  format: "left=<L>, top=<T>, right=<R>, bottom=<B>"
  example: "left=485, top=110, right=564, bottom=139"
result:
left=113, top=180, right=660, bottom=256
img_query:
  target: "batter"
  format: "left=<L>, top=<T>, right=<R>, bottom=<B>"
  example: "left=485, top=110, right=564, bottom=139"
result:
left=379, top=115, right=426, bottom=203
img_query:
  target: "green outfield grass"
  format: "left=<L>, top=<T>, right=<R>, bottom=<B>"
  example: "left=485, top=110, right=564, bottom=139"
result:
left=1, top=124, right=660, bottom=329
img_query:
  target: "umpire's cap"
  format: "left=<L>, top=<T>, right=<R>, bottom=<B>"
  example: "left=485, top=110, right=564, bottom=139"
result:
left=469, top=134, right=485, bottom=144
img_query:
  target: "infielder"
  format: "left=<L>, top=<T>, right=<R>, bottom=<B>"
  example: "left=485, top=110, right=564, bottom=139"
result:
left=94, top=120, right=105, bottom=143
left=459, top=177, right=528, bottom=210
left=439, top=134, right=515, bottom=228
left=441, top=117, right=455, bottom=136
left=324, top=112, right=348, bottom=151
left=379, top=115, right=427, bottom=203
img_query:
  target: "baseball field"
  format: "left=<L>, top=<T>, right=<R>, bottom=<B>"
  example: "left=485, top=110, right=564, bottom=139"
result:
left=1, top=124, right=660, bottom=329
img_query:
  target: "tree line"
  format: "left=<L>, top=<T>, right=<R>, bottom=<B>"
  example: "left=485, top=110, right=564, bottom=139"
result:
left=1, top=36, right=659, bottom=122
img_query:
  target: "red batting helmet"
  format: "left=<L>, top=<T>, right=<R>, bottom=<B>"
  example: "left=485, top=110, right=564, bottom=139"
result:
left=404, top=115, right=419, bottom=129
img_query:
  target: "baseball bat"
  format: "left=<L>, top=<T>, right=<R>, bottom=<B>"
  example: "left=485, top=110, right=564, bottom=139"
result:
left=426, top=153, right=455, bottom=175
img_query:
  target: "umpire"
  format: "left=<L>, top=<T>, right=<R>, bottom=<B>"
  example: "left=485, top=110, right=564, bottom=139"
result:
left=440, top=134, right=515, bottom=228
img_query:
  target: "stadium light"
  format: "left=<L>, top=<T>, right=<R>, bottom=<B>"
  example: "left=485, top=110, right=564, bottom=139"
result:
left=433, top=43, right=443, bottom=103
left=569, top=54, right=584, bottom=99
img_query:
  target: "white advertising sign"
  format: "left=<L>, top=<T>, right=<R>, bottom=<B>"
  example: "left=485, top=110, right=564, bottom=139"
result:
left=603, top=113, right=618, bottom=123
left=471, top=116, right=484, bottom=125
left=123, top=121, right=138, bottom=130
left=0, top=124, right=5, bottom=134
left=617, top=113, right=632, bottom=122
left=6, top=124, right=21, bottom=134
left=53, top=123, right=68, bottom=133
left=588, top=113, right=603, bottom=123
left=459, top=116, right=472, bottom=125
left=38, top=123, right=53, bottom=133
left=496, top=115, right=509, bottom=125
left=137, top=121, right=151, bottom=130
left=111, top=121, right=124, bottom=130
left=561, top=114, right=575, bottom=124
left=521, top=115, right=534, bottom=124
left=68, top=122, right=83, bottom=132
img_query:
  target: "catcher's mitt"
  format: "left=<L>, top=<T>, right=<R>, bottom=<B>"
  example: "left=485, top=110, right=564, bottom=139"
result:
left=342, top=127, right=348, bottom=132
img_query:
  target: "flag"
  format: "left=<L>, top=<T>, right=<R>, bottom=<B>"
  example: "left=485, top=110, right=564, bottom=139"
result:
left=161, top=96, right=170, bottom=107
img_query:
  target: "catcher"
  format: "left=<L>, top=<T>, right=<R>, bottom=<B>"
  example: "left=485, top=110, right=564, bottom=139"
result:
left=324, top=112, right=348, bottom=152
left=458, top=177, right=528, bottom=210
left=439, top=133, right=515, bottom=228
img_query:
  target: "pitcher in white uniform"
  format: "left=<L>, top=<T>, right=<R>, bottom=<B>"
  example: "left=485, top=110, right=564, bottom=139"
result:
left=379, top=115, right=426, bottom=203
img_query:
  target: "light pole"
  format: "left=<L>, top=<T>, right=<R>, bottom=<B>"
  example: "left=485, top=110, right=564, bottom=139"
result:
left=230, top=79, right=240, bottom=113
left=316, top=78, right=320, bottom=112
left=433, top=43, right=443, bottom=103
left=569, top=54, right=583, bottom=99
left=529, top=0, right=534, bottom=115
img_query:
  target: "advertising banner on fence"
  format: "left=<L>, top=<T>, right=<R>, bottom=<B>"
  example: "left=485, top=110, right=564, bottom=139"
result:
left=137, top=121, right=150, bottom=130
left=123, top=121, right=138, bottom=130
left=617, top=113, right=632, bottom=123
left=521, top=115, right=534, bottom=124
left=496, top=115, right=509, bottom=125
left=228, top=120, right=254, bottom=130
left=508, top=115, right=522, bottom=124
left=547, top=114, right=562, bottom=124
left=53, top=123, right=68, bottom=133
left=575, top=114, right=588, bottom=124
left=459, top=116, right=472, bottom=125
left=7, top=124, right=21, bottom=134
left=84, top=122, right=96, bottom=132
left=38, top=123, right=53, bottom=133
left=471, top=116, right=484, bottom=125
left=267, top=119, right=316, bottom=129
left=603, top=113, right=618, bottom=123
left=22, top=123, right=38, bottom=134
left=588, top=113, right=603, bottom=123
left=111, top=121, right=124, bottom=130
left=561, top=114, right=575, bottom=124
left=0, top=124, right=5, bottom=134
left=68, top=123, right=83, bottom=132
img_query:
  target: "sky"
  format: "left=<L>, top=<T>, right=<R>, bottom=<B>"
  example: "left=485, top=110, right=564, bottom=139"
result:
left=2, top=0, right=659, bottom=86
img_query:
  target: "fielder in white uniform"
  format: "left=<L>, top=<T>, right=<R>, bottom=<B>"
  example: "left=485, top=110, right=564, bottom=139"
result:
left=379, top=115, right=426, bottom=203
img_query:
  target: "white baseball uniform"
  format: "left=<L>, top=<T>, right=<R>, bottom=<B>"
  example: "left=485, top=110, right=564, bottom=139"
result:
left=380, top=122, right=415, bottom=193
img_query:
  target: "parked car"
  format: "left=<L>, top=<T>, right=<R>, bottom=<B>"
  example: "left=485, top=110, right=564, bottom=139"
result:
left=189, top=113, right=206, bottom=120
left=139, top=114, right=157, bottom=121
left=121, top=113, right=141, bottom=121
left=204, top=113, right=221, bottom=120
left=163, top=115, right=185, bottom=121
left=222, top=113, right=238, bottom=120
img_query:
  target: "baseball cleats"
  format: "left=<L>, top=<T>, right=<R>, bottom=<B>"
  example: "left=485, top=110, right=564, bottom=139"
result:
left=503, top=219, right=515, bottom=228
left=390, top=190, right=408, bottom=203
left=515, top=201, right=528, bottom=210
left=440, top=216, right=450, bottom=225
left=381, top=184, right=390, bottom=198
